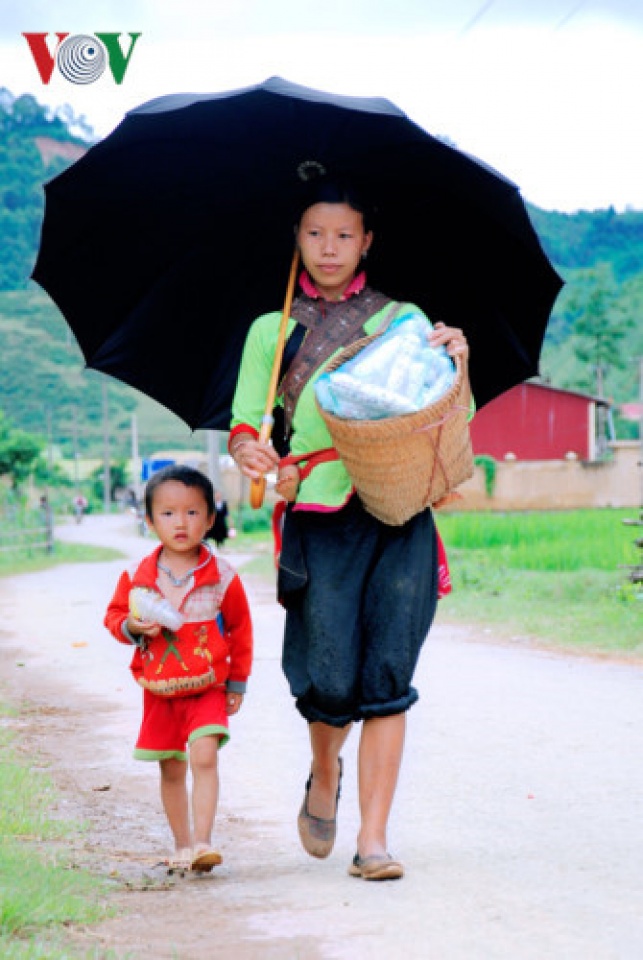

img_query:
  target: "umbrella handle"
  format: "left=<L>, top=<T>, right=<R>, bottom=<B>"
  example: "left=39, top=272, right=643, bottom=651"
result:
left=249, top=247, right=300, bottom=510
left=249, top=475, right=266, bottom=509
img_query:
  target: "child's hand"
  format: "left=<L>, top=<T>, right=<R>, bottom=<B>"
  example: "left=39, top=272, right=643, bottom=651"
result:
left=275, top=463, right=300, bottom=502
left=226, top=691, right=244, bottom=716
left=126, top=615, right=161, bottom=638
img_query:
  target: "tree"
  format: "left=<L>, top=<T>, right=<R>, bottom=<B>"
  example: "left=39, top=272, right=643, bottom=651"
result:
left=32, top=456, right=73, bottom=489
left=0, top=411, right=44, bottom=488
left=89, top=459, right=129, bottom=504
left=570, top=266, right=633, bottom=389
left=10, top=93, right=49, bottom=129
left=568, top=266, right=634, bottom=454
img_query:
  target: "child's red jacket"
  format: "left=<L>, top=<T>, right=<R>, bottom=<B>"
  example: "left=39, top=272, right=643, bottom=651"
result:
left=104, top=545, right=252, bottom=697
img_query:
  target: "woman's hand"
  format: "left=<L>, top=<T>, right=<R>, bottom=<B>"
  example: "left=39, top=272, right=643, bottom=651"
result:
left=429, top=322, right=470, bottom=362
left=230, top=435, right=280, bottom=480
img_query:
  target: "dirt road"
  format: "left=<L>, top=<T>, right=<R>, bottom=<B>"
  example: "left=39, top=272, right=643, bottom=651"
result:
left=1, top=514, right=642, bottom=959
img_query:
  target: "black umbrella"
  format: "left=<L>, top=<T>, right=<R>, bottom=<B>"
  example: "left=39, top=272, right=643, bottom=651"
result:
left=32, top=76, right=562, bottom=429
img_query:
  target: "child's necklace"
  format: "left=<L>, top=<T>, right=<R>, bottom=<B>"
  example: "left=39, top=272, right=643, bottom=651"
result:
left=157, top=542, right=212, bottom=587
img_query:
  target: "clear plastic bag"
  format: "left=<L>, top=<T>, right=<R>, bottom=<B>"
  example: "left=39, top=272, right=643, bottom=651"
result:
left=129, top=587, right=184, bottom=631
left=315, top=313, right=456, bottom=420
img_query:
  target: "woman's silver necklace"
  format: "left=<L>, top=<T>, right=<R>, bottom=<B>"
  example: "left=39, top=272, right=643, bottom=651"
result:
left=158, top=542, right=212, bottom=587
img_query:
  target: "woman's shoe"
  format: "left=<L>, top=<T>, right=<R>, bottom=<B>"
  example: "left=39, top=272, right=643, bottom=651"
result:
left=190, top=847, right=223, bottom=873
left=297, top=756, right=343, bottom=859
left=348, top=852, right=404, bottom=881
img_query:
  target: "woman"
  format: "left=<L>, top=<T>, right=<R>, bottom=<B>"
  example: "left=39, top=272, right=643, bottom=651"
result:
left=229, top=177, right=469, bottom=881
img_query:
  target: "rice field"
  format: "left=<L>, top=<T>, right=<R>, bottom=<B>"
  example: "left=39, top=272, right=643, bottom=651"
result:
left=436, top=508, right=637, bottom=572
left=435, top=508, right=642, bottom=654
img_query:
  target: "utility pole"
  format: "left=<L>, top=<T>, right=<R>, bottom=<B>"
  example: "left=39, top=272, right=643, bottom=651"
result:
left=206, top=431, right=221, bottom=490
left=131, top=414, right=141, bottom=501
left=72, top=405, right=80, bottom=493
left=628, top=356, right=643, bottom=508
left=639, top=356, right=643, bottom=507
left=45, top=407, right=54, bottom=482
left=595, top=361, right=608, bottom=458
left=102, top=379, right=111, bottom=514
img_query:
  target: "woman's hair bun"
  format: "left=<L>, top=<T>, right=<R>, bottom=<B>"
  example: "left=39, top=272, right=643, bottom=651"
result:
left=293, top=164, right=375, bottom=231
left=297, top=160, right=327, bottom=182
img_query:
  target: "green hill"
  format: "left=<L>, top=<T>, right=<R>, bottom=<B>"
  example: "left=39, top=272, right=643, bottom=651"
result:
left=0, top=288, right=201, bottom=459
left=1, top=86, right=642, bottom=450
left=540, top=270, right=643, bottom=415
left=0, top=88, right=92, bottom=290
left=0, top=89, right=220, bottom=457
left=528, top=205, right=643, bottom=283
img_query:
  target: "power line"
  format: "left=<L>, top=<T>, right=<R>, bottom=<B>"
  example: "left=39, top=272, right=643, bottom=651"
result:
left=552, top=1, right=589, bottom=32
left=458, top=0, right=590, bottom=39
left=459, top=0, right=497, bottom=37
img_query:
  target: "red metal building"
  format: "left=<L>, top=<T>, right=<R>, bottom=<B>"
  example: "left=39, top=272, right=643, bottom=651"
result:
left=470, top=382, right=608, bottom=462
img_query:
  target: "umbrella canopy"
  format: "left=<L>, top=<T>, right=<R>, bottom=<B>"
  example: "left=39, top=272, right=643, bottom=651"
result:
left=32, top=76, right=563, bottom=429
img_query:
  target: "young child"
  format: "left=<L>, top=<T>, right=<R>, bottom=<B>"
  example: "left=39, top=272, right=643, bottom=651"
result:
left=104, top=464, right=252, bottom=874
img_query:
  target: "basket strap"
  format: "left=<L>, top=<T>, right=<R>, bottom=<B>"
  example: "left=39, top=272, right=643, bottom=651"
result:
left=282, top=288, right=392, bottom=434
left=372, top=299, right=403, bottom=334
left=415, top=403, right=471, bottom=507
left=279, top=447, right=340, bottom=481
left=422, top=423, right=446, bottom=505
left=413, top=403, right=471, bottom=435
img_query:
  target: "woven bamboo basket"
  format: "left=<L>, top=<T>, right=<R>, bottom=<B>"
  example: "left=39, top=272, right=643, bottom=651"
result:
left=316, top=337, right=474, bottom=525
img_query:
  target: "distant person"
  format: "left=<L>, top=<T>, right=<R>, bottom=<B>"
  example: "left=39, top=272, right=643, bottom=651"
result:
left=39, top=493, right=53, bottom=552
left=39, top=493, right=50, bottom=521
left=72, top=493, right=87, bottom=523
left=104, top=465, right=253, bottom=874
left=125, top=489, right=147, bottom=536
left=207, top=490, right=230, bottom=548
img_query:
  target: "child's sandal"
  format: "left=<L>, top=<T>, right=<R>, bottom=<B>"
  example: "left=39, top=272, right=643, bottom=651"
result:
left=167, top=848, right=192, bottom=875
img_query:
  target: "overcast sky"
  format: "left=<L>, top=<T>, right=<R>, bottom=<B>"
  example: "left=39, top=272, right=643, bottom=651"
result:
left=2, top=0, right=642, bottom=212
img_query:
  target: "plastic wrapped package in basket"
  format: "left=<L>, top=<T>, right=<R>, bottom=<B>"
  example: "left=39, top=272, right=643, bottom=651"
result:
left=315, top=317, right=474, bottom=525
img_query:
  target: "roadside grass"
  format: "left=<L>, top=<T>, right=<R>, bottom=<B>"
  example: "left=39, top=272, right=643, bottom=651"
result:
left=0, top=542, right=124, bottom=578
left=435, top=508, right=642, bottom=655
left=0, top=724, right=113, bottom=959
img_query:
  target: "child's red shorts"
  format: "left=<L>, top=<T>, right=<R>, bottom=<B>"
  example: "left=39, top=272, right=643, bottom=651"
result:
left=134, top=685, right=229, bottom=761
